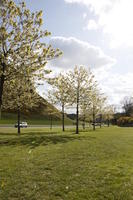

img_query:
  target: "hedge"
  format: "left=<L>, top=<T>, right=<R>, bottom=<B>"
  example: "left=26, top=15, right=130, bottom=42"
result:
left=117, top=117, right=133, bottom=127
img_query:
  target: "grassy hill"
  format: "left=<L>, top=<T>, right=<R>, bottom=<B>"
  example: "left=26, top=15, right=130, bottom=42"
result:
left=0, top=96, right=73, bottom=125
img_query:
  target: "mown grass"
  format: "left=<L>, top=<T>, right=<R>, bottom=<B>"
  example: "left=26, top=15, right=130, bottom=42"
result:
left=0, top=126, right=133, bottom=199
left=0, top=112, right=73, bottom=125
left=0, top=119, right=73, bottom=125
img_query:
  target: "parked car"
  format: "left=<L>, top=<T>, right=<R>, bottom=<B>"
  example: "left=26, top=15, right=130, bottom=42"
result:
left=14, top=122, right=28, bottom=128
left=91, top=123, right=101, bottom=126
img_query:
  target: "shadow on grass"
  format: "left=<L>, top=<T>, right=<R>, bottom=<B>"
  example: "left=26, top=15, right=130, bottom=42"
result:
left=0, top=133, right=96, bottom=149
left=0, top=128, right=94, bottom=136
left=0, top=130, right=60, bottom=136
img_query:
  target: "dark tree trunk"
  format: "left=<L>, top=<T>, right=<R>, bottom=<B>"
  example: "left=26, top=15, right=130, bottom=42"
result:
left=82, top=114, right=85, bottom=130
left=93, top=106, right=95, bottom=131
left=50, top=115, right=52, bottom=130
left=99, top=114, right=102, bottom=128
left=76, top=103, right=79, bottom=134
left=0, top=106, right=1, bottom=120
left=0, top=75, right=5, bottom=119
left=107, top=118, right=110, bottom=127
left=76, top=91, right=79, bottom=134
left=0, top=43, right=7, bottom=119
left=17, top=107, right=21, bottom=135
left=62, top=104, right=65, bottom=132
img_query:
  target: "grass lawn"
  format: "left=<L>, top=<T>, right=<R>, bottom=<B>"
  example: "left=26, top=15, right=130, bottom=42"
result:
left=0, top=126, right=133, bottom=199
left=0, top=112, right=73, bottom=125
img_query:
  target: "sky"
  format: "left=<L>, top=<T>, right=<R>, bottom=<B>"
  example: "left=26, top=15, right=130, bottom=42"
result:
left=15, top=0, right=133, bottom=109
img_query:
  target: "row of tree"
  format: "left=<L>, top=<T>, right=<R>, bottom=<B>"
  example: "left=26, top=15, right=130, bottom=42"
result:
left=47, top=66, right=114, bottom=134
left=0, top=0, right=114, bottom=134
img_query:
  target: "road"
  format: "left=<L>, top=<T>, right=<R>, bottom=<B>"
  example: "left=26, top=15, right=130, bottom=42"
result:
left=0, top=124, right=77, bottom=128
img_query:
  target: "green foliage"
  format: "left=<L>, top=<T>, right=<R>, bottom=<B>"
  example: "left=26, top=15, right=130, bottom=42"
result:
left=0, top=0, right=62, bottom=113
left=48, top=73, right=69, bottom=107
left=2, top=77, right=38, bottom=111
left=67, top=66, right=94, bottom=105
left=2, top=95, right=63, bottom=120
left=66, top=66, right=97, bottom=133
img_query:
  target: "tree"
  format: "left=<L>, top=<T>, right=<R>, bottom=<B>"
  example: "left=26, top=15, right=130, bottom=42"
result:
left=103, top=105, right=114, bottom=127
left=80, top=100, right=89, bottom=130
left=89, top=89, right=106, bottom=131
left=2, top=76, right=39, bottom=134
left=67, top=66, right=95, bottom=134
left=47, top=73, right=69, bottom=131
left=97, top=96, right=107, bottom=128
left=0, top=0, right=61, bottom=118
left=47, top=107, right=59, bottom=130
left=121, top=96, right=133, bottom=117
left=79, top=90, right=92, bottom=130
left=43, top=91, right=62, bottom=130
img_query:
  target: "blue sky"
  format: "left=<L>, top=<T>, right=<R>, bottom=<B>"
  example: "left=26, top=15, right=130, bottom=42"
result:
left=16, top=0, right=133, bottom=107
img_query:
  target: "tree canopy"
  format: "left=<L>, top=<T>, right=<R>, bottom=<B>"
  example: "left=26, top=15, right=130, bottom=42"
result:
left=0, top=0, right=62, bottom=117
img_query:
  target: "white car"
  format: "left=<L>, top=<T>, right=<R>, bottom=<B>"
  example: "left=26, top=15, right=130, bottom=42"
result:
left=15, top=122, right=28, bottom=128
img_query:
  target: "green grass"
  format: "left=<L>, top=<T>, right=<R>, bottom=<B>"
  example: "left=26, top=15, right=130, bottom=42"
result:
left=1, top=126, right=133, bottom=199
left=0, top=112, right=73, bottom=125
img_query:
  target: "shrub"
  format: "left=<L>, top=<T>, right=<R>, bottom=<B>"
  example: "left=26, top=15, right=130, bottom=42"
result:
left=117, top=117, right=133, bottom=127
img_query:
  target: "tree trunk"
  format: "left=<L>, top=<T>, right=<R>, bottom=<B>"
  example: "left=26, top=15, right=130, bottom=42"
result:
left=17, top=107, right=21, bottom=135
left=0, top=105, right=2, bottom=120
left=62, top=104, right=65, bottom=132
left=76, top=91, right=79, bottom=134
left=50, top=116, right=52, bottom=130
left=82, top=114, right=85, bottom=130
left=93, top=106, right=95, bottom=131
left=0, top=75, right=4, bottom=120
left=76, top=103, right=79, bottom=134
left=107, top=118, right=110, bottom=127
left=99, top=114, right=102, bottom=128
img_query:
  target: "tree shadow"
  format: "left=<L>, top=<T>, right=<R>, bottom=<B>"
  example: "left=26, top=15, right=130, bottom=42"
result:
left=0, top=130, right=59, bottom=137
left=0, top=133, right=96, bottom=149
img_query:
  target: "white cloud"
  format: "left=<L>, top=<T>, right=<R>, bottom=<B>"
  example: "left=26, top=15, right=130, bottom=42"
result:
left=47, top=36, right=133, bottom=107
left=65, top=0, right=112, bottom=14
left=64, top=0, right=133, bottom=48
left=100, top=0, right=133, bottom=48
left=94, top=69, right=133, bottom=106
left=83, top=12, right=87, bottom=19
left=85, top=19, right=98, bottom=30
left=42, top=35, right=133, bottom=109
left=49, top=36, right=116, bottom=69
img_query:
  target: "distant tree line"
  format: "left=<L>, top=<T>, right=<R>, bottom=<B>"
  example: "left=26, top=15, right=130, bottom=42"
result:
left=116, top=96, right=133, bottom=127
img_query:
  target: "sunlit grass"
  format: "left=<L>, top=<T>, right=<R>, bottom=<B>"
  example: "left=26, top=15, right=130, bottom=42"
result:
left=0, top=112, right=73, bottom=125
left=0, top=126, right=133, bottom=199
